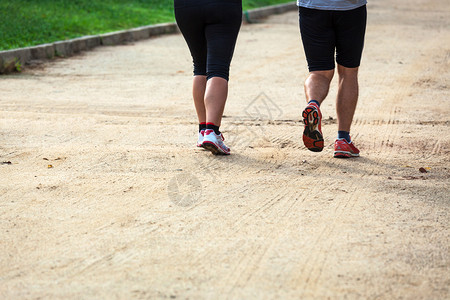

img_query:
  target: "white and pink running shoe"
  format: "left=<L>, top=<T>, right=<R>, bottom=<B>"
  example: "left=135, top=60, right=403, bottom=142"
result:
left=197, top=129, right=205, bottom=147
left=202, top=129, right=230, bottom=155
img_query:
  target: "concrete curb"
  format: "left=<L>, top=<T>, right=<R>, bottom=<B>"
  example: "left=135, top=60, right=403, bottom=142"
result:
left=0, top=2, right=296, bottom=74
left=0, top=22, right=179, bottom=74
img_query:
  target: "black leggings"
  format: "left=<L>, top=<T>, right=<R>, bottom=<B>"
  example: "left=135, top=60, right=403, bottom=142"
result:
left=174, top=0, right=242, bottom=81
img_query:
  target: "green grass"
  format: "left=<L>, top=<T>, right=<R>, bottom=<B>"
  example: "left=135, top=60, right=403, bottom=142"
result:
left=0, top=0, right=293, bottom=51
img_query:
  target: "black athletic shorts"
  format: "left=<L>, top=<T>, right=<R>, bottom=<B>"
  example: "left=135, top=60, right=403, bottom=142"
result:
left=299, top=5, right=367, bottom=72
left=174, top=0, right=242, bottom=81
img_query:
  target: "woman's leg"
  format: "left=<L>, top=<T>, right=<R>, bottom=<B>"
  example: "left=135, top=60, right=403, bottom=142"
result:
left=204, top=77, right=227, bottom=126
left=203, top=2, right=242, bottom=127
left=200, top=2, right=242, bottom=154
left=193, top=75, right=207, bottom=123
left=174, top=4, right=209, bottom=145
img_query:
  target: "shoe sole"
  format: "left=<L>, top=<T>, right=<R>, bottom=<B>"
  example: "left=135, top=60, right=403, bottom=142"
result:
left=334, top=151, right=360, bottom=158
left=202, top=141, right=230, bottom=155
left=302, top=107, right=324, bottom=152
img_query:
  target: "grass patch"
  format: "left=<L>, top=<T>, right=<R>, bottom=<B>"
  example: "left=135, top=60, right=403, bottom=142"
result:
left=0, top=0, right=293, bottom=51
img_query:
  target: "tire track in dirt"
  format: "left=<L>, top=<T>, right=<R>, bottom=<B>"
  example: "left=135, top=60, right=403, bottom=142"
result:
left=224, top=184, right=308, bottom=297
left=222, top=175, right=357, bottom=296
left=374, top=105, right=400, bottom=156
left=357, top=40, right=443, bottom=158
left=161, top=147, right=318, bottom=294
left=287, top=183, right=360, bottom=295
left=355, top=19, right=449, bottom=157
left=178, top=151, right=295, bottom=270
left=169, top=139, right=321, bottom=284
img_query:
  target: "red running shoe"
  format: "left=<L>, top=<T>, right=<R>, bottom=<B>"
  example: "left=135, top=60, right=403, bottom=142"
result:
left=334, top=138, right=360, bottom=158
left=302, top=102, right=324, bottom=152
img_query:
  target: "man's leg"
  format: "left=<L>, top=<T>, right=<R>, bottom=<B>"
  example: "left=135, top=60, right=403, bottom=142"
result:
left=333, top=64, right=360, bottom=158
left=333, top=5, right=366, bottom=157
left=298, top=5, right=336, bottom=152
left=336, top=64, right=359, bottom=132
left=304, top=70, right=334, bottom=104
left=301, top=70, right=334, bottom=152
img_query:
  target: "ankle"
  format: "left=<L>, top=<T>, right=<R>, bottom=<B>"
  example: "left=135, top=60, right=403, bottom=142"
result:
left=206, top=123, right=221, bottom=135
left=337, top=131, right=351, bottom=143
left=308, top=100, right=320, bottom=107
left=199, top=122, right=207, bottom=132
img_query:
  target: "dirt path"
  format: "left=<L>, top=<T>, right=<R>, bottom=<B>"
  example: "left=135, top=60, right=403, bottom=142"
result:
left=1, top=0, right=449, bottom=298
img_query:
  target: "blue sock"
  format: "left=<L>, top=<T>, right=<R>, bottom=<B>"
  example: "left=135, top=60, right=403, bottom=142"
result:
left=338, top=131, right=351, bottom=143
left=308, top=100, right=320, bottom=107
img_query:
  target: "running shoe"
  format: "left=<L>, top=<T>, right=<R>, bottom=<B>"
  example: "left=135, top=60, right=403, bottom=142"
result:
left=202, top=129, right=230, bottom=155
left=302, top=102, right=324, bottom=152
left=197, top=129, right=205, bottom=147
left=334, top=138, right=360, bottom=158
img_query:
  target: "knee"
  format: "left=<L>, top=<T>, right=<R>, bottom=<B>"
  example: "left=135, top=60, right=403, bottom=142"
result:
left=206, top=63, right=230, bottom=81
left=307, top=70, right=335, bottom=84
left=337, top=65, right=359, bottom=80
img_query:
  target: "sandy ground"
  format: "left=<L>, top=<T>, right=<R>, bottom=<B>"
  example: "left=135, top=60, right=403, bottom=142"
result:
left=1, top=0, right=449, bottom=298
